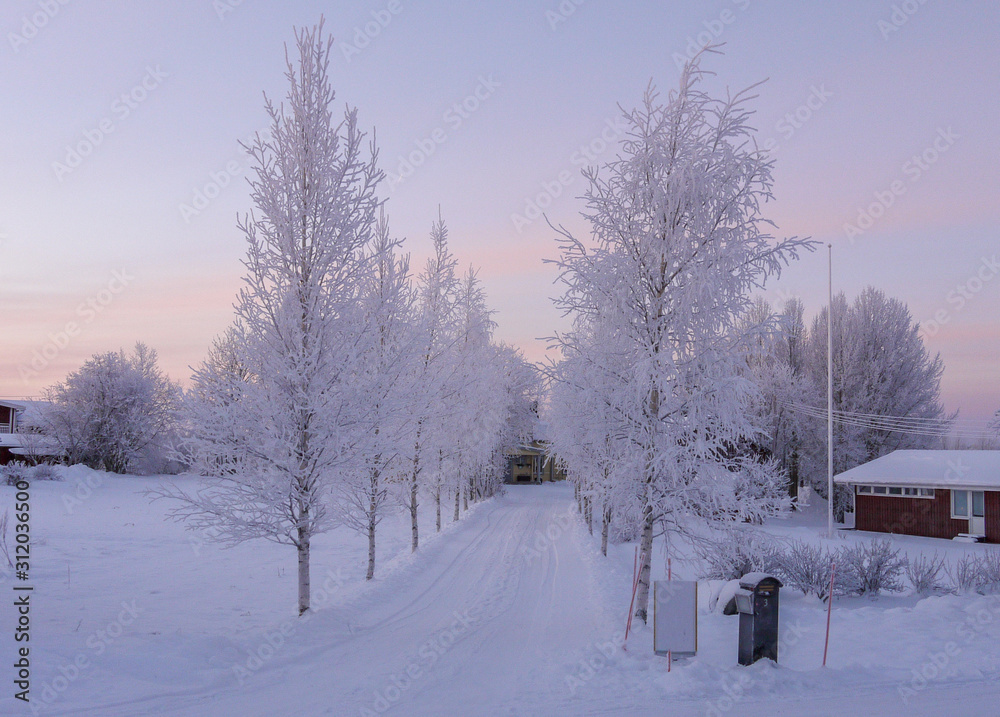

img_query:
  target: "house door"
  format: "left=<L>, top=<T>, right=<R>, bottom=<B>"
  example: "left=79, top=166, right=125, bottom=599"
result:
left=971, top=491, right=986, bottom=535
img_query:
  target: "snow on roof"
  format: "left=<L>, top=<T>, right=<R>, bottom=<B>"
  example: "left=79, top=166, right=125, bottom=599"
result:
left=834, top=450, right=1000, bottom=490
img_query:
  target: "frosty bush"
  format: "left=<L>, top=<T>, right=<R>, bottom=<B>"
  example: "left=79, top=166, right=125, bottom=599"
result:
left=979, top=551, right=1000, bottom=593
left=947, top=554, right=985, bottom=593
left=838, top=537, right=906, bottom=596
left=695, top=530, right=780, bottom=581
left=774, top=539, right=837, bottom=600
left=32, top=463, right=55, bottom=480
left=906, top=552, right=947, bottom=594
left=2, top=462, right=31, bottom=486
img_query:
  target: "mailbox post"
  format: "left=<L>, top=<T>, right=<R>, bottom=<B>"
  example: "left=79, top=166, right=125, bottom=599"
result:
left=734, top=573, right=782, bottom=666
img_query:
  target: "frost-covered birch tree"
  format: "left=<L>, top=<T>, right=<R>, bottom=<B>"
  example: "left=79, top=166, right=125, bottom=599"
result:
left=549, top=51, right=814, bottom=622
left=157, top=21, right=383, bottom=615
left=335, top=211, right=417, bottom=579
left=803, top=286, right=949, bottom=518
left=401, top=213, right=460, bottom=551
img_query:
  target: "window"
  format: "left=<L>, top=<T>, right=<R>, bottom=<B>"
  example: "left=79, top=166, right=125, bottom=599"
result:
left=857, top=485, right=934, bottom=498
left=973, top=491, right=985, bottom=518
left=953, top=490, right=969, bottom=519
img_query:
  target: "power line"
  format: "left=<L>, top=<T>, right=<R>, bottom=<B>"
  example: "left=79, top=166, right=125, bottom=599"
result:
left=781, top=401, right=998, bottom=441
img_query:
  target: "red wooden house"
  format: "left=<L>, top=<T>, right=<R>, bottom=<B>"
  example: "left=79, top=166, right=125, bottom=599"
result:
left=834, top=450, right=1000, bottom=543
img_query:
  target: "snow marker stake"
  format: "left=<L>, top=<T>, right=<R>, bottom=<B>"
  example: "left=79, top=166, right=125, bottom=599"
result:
left=822, top=562, right=835, bottom=667
left=624, top=548, right=645, bottom=649
left=667, top=557, right=672, bottom=672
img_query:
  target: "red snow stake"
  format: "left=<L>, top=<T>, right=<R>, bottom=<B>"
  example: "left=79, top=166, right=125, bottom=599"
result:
left=667, top=557, right=672, bottom=672
left=822, top=562, right=836, bottom=667
left=623, top=548, right=645, bottom=649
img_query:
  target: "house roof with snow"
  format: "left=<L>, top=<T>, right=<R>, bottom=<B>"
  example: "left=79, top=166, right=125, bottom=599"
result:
left=834, top=450, right=1000, bottom=491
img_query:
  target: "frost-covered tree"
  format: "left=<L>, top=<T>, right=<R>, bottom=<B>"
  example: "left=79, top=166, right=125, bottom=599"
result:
left=402, top=212, right=461, bottom=552
left=39, top=342, right=179, bottom=473
left=335, top=211, right=417, bottom=579
left=549, top=51, right=813, bottom=622
left=157, top=21, right=383, bottom=615
left=803, top=287, right=949, bottom=518
left=740, top=297, right=814, bottom=502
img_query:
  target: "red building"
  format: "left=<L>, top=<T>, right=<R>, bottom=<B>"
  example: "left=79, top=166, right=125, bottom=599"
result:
left=835, top=450, right=1000, bottom=543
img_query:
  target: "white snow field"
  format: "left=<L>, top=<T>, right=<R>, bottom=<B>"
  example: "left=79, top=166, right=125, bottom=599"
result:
left=3, top=468, right=1000, bottom=716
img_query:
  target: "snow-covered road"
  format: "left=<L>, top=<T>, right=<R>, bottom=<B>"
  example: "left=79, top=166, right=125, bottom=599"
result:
left=55, top=484, right=613, bottom=716
left=31, top=480, right=1000, bottom=717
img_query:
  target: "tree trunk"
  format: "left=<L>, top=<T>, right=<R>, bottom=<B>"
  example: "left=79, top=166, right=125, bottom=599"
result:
left=410, top=471, right=419, bottom=552
left=435, top=488, right=442, bottom=532
left=633, top=504, right=654, bottom=624
left=463, top=482, right=468, bottom=511
left=601, top=502, right=610, bottom=557
left=585, top=496, right=593, bottom=535
left=366, top=514, right=376, bottom=580
left=297, top=526, right=311, bottom=616
left=454, top=487, right=460, bottom=522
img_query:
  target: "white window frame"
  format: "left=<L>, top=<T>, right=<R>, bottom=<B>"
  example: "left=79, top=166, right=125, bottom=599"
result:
left=952, top=489, right=970, bottom=519
left=856, top=485, right=934, bottom=498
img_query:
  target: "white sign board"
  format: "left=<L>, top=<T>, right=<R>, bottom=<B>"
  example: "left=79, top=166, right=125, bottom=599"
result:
left=653, top=580, right=697, bottom=657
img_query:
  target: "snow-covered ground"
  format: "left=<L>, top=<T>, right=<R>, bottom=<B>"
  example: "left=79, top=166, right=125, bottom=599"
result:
left=3, top=469, right=1000, bottom=716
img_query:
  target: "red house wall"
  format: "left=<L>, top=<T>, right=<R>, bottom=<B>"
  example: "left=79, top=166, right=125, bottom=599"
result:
left=986, top=492, right=1000, bottom=543
left=854, top=490, right=988, bottom=541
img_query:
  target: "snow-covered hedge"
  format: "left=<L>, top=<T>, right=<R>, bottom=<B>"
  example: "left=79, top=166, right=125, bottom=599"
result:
left=2, top=461, right=61, bottom=486
left=694, top=530, right=781, bottom=581
left=837, top=537, right=906, bottom=596
left=772, top=540, right=839, bottom=600
left=906, top=552, right=948, bottom=594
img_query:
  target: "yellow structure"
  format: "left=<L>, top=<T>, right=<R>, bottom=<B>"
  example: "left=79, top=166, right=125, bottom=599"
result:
left=505, top=442, right=565, bottom=484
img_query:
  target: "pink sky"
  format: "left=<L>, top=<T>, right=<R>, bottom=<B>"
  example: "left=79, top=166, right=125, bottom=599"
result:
left=2, top=1, right=998, bottom=423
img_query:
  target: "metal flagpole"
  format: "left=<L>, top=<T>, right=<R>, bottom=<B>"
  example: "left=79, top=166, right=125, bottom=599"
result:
left=827, top=244, right=834, bottom=540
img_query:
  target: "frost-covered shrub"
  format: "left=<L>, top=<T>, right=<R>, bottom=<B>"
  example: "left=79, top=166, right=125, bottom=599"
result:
left=906, top=552, right=948, bottom=594
left=773, top=539, right=837, bottom=600
left=695, top=530, right=780, bottom=581
left=2, top=462, right=31, bottom=486
left=979, top=551, right=1000, bottom=593
left=838, top=537, right=906, bottom=596
left=947, top=554, right=985, bottom=593
left=946, top=552, right=1000, bottom=594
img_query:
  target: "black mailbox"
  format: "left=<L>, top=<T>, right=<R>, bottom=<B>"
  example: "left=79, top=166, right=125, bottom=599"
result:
left=734, top=573, right=782, bottom=666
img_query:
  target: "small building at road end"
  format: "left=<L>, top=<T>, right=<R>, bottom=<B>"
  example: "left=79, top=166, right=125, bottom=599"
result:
left=834, top=450, right=1000, bottom=543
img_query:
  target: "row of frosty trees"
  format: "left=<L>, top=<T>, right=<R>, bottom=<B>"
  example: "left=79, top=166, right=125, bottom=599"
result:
left=156, top=23, right=536, bottom=615
left=544, top=50, right=948, bottom=623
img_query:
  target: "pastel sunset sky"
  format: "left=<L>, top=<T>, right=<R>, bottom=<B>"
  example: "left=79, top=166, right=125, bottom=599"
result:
left=2, top=1, right=998, bottom=420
